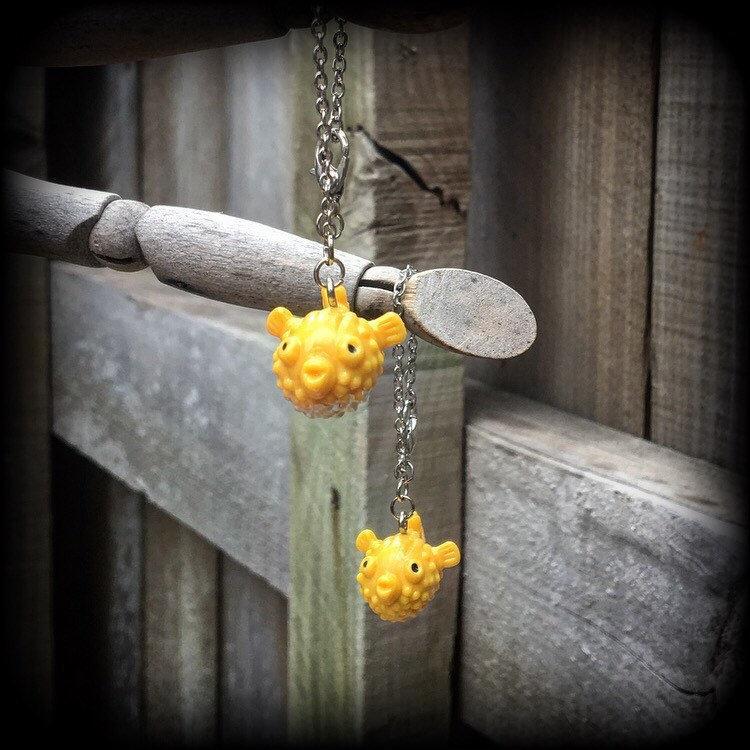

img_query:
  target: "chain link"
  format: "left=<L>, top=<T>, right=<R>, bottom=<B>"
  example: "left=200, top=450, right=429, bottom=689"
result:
left=391, top=266, right=418, bottom=530
left=311, top=8, right=348, bottom=302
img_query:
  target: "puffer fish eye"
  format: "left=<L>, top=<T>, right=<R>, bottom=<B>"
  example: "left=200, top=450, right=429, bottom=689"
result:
left=279, top=336, right=301, bottom=364
left=360, top=556, right=375, bottom=577
left=338, top=335, right=364, bottom=363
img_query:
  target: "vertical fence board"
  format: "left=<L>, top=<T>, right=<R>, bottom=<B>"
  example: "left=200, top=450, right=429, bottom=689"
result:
left=51, top=441, right=143, bottom=741
left=226, top=39, right=294, bottom=229
left=141, top=50, right=227, bottom=209
left=467, top=8, right=657, bottom=436
left=287, top=25, right=468, bottom=744
left=46, top=62, right=146, bottom=739
left=1, top=66, right=52, bottom=728
left=220, top=558, right=288, bottom=745
left=46, top=64, right=140, bottom=196
left=140, top=50, right=226, bottom=744
left=143, top=506, right=218, bottom=745
left=650, top=17, right=747, bottom=470
left=221, top=37, right=294, bottom=743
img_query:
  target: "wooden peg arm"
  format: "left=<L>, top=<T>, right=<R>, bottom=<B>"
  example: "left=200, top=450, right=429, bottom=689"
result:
left=2, top=170, right=536, bottom=359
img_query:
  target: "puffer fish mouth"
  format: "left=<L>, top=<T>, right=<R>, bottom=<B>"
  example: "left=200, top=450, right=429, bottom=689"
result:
left=301, top=354, right=335, bottom=396
left=375, top=572, right=401, bottom=604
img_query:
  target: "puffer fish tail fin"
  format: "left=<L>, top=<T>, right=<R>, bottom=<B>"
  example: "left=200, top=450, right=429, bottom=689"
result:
left=406, top=512, right=425, bottom=540
left=321, top=284, right=350, bottom=310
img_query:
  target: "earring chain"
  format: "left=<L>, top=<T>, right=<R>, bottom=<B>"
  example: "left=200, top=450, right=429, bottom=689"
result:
left=311, top=8, right=348, bottom=302
left=392, top=266, right=418, bottom=530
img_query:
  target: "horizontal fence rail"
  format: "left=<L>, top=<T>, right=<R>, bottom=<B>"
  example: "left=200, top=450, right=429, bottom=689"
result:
left=52, top=266, right=747, bottom=744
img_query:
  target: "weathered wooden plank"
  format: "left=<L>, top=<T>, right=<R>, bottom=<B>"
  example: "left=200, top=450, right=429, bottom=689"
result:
left=141, top=50, right=228, bottom=212
left=650, top=17, right=747, bottom=470
left=45, top=63, right=140, bottom=193
left=225, top=38, right=295, bottom=230
left=461, top=381, right=746, bottom=745
left=52, top=265, right=290, bottom=591
left=287, top=24, right=468, bottom=744
left=139, top=50, right=227, bottom=745
left=467, top=8, right=657, bottom=436
left=144, top=505, right=218, bottom=745
left=220, top=559, right=288, bottom=745
left=220, top=39, right=292, bottom=744
left=51, top=440, right=143, bottom=742
left=44, top=61, right=147, bottom=740
left=1, top=65, right=52, bottom=728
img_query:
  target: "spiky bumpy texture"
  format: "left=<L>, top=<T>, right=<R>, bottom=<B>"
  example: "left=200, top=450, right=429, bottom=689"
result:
left=266, top=286, right=406, bottom=419
left=355, top=512, right=461, bottom=622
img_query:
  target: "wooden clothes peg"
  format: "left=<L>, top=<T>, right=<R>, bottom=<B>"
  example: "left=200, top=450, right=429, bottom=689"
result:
left=3, top=170, right=536, bottom=359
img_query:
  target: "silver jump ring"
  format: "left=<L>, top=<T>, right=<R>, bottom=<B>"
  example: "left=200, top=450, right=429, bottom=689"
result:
left=313, top=257, right=345, bottom=288
left=390, top=495, right=415, bottom=529
left=325, top=276, right=337, bottom=307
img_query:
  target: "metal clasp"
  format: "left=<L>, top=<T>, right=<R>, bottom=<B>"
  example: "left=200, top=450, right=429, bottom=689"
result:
left=311, top=128, right=349, bottom=197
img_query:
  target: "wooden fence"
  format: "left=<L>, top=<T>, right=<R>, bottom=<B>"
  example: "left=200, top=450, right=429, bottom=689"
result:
left=4, top=7, right=746, bottom=746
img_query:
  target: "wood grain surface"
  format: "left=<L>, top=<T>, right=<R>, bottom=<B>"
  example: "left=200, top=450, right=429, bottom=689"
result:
left=51, top=443, right=143, bottom=742
left=650, top=16, right=747, bottom=470
left=461, top=381, right=746, bottom=745
left=287, top=24, right=468, bottom=744
left=467, top=8, right=657, bottom=436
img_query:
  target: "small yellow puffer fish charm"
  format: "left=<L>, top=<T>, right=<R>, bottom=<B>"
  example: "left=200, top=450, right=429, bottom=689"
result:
left=267, top=285, right=407, bottom=418
left=355, top=512, right=461, bottom=622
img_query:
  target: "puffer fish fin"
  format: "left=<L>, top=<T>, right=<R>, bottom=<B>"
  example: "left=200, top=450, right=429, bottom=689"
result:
left=370, top=312, right=407, bottom=349
left=433, top=540, right=461, bottom=570
left=356, top=529, right=378, bottom=553
left=267, top=307, right=294, bottom=338
left=321, top=284, right=350, bottom=310
left=406, top=512, right=425, bottom=540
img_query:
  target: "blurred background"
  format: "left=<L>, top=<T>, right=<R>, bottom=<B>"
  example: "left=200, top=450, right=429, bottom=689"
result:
left=2, top=2, right=747, bottom=747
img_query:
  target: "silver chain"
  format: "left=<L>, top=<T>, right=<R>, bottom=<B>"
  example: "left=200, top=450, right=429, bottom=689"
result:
left=391, top=266, right=418, bottom=530
left=311, top=9, right=349, bottom=305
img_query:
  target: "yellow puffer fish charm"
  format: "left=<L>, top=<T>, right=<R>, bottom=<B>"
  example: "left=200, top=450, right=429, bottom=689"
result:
left=355, top=512, right=460, bottom=622
left=267, top=285, right=407, bottom=418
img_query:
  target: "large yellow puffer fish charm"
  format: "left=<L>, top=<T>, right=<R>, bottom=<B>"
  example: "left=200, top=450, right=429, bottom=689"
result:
left=267, top=285, right=407, bottom=418
left=355, top=512, right=461, bottom=622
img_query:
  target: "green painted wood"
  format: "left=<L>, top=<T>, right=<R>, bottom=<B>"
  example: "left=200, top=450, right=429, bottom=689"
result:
left=287, top=24, right=468, bottom=744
